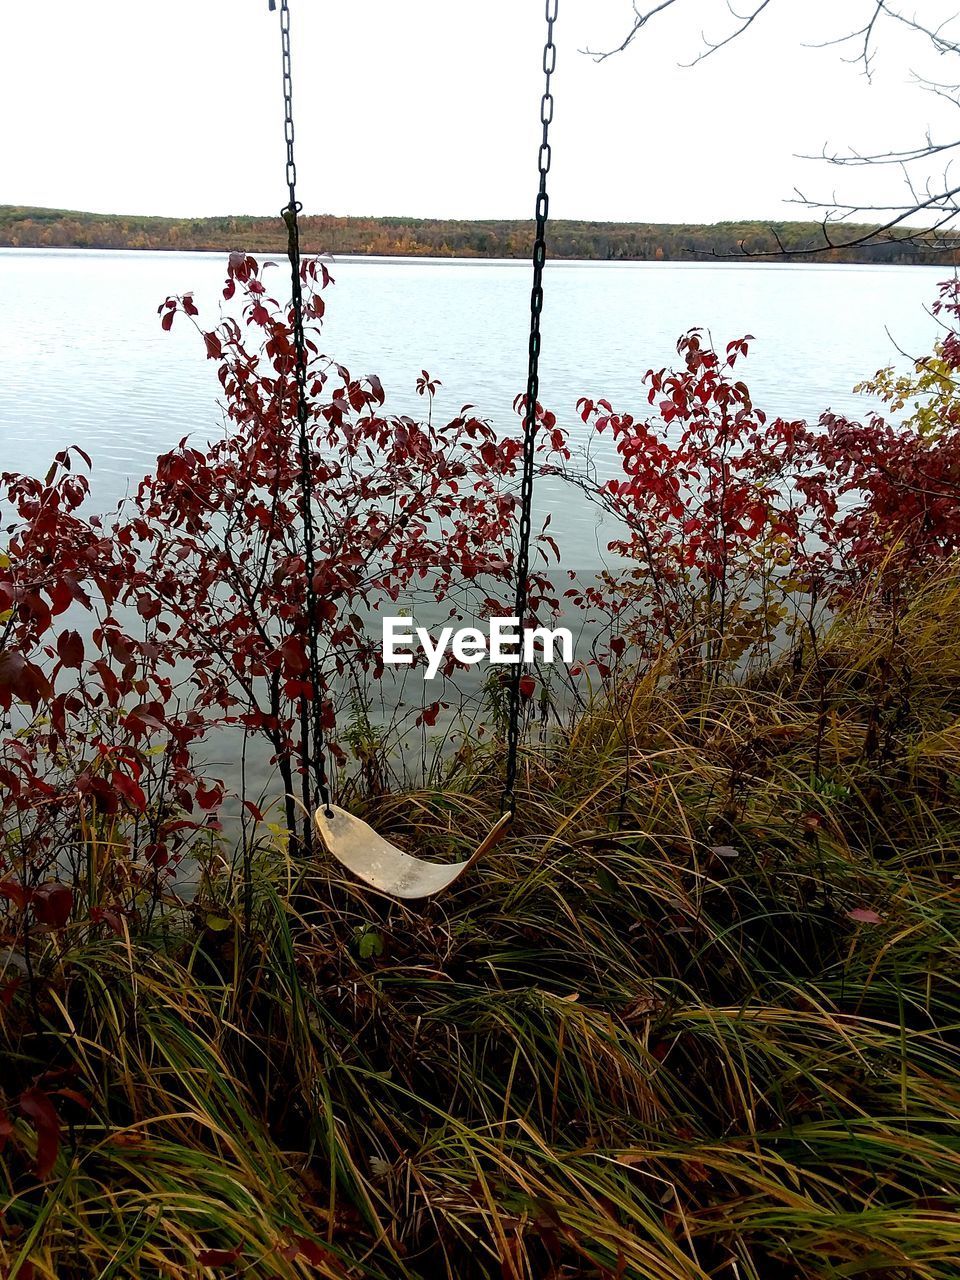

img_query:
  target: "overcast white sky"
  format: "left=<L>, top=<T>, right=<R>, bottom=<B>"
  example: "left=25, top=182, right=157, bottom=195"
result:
left=1, top=1, right=958, bottom=224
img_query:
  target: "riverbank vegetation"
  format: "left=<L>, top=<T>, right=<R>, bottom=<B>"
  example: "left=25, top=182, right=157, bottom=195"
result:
left=2, top=258, right=960, bottom=1278
left=3, top=204, right=959, bottom=263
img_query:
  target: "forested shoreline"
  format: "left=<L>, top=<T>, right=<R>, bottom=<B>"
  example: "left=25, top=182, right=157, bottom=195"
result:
left=3, top=204, right=957, bottom=263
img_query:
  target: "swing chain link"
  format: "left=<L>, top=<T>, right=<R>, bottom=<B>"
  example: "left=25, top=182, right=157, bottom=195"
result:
left=274, top=0, right=332, bottom=821
left=279, top=0, right=298, bottom=200
left=503, top=0, right=558, bottom=815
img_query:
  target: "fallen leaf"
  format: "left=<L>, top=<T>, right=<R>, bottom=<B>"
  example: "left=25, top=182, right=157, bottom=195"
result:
left=847, top=907, right=882, bottom=925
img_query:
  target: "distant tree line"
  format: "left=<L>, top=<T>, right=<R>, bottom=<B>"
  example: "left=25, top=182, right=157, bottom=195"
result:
left=1, top=205, right=957, bottom=264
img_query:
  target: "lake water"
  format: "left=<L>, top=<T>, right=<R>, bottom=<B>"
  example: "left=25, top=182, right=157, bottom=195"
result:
left=0, top=249, right=948, bottom=568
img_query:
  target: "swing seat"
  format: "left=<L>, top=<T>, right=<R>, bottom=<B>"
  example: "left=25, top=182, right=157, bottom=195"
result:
left=315, top=804, right=513, bottom=899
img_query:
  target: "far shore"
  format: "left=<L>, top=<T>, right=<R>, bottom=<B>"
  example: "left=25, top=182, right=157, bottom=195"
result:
left=3, top=205, right=957, bottom=266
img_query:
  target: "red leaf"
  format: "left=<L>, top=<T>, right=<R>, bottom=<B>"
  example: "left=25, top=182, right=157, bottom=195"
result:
left=280, top=636, right=310, bottom=677
left=91, top=907, right=124, bottom=936
left=53, top=1088, right=91, bottom=1110
left=519, top=675, right=536, bottom=700
left=203, top=332, right=223, bottom=360
left=196, top=782, right=223, bottom=812
left=137, top=593, right=162, bottom=621
left=79, top=772, right=120, bottom=815
left=47, top=578, right=75, bottom=617
left=0, top=1107, right=12, bottom=1150
left=282, top=1237, right=337, bottom=1266
left=32, top=882, right=74, bottom=930
left=419, top=702, right=440, bottom=727
left=19, top=1087, right=60, bottom=1178
left=161, top=309, right=175, bottom=332
left=196, top=1245, right=244, bottom=1266
left=0, top=651, right=53, bottom=711
left=112, top=769, right=148, bottom=813
left=57, top=629, right=84, bottom=669
left=0, top=880, right=30, bottom=912
left=0, top=977, right=22, bottom=1010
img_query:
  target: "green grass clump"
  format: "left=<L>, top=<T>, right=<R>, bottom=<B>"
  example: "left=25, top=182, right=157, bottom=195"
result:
left=2, top=570, right=960, bottom=1278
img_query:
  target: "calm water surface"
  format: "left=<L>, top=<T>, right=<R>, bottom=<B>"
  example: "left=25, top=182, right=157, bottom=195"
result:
left=0, top=249, right=947, bottom=567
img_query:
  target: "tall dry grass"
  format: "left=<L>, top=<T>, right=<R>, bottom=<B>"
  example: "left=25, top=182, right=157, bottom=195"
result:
left=2, top=568, right=960, bottom=1278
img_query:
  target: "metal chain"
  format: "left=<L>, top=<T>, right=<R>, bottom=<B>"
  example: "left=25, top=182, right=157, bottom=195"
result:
left=503, top=0, right=558, bottom=814
left=273, top=0, right=332, bottom=821
left=278, top=0, right=298, bottom=199
left=270, top=0, right=553, bottom=820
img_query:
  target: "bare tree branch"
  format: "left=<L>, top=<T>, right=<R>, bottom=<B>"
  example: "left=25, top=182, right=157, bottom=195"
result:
left=596, top=0, right=960, bottom=257
left=582, top=0, right=778, bottom=63
left=805, top=0, right=885, bottom=80
left=582, top=0, right=686, bottom=61
left=680, top=0, right=777, bottom=69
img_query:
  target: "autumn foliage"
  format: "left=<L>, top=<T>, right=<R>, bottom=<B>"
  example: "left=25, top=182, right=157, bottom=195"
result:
left=566, top=282, right=960, bottom=675
left=4, top=261, right=960, bottom=943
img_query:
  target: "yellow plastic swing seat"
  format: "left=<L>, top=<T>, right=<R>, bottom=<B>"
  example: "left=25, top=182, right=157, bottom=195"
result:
left=315, top=804, right=513, bottom=899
